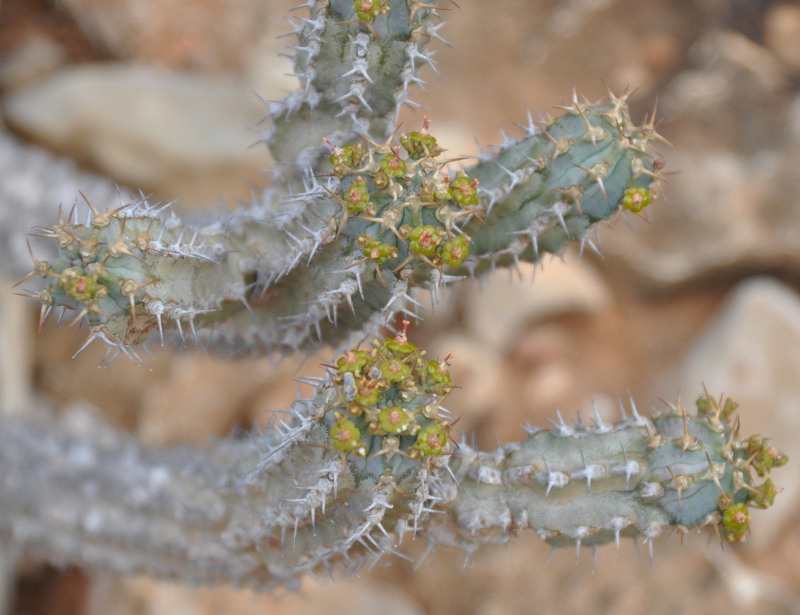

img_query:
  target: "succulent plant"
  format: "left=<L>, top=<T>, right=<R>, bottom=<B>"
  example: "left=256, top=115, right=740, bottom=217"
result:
left=2, top=0, right=787, bottom=593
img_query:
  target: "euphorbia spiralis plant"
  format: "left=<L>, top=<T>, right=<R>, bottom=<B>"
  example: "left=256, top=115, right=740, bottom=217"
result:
left=2, top=0, right=786, bottom=591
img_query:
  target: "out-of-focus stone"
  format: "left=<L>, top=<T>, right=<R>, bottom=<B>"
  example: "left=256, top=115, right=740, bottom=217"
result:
left=605, top=147, right=800, bottom=286
left=58, top=0, right=277, bottom=72
left=461, top=250, right=611, bottom=353
left=138, top=355, right=274, bottom=447
left=89, top=574, right=424, bottom=615
left=423, top=334, right=504, bottom=432
left=521, top=358, right=576, bottom=414
left=665, top=277, right=800, bottom=548
left=764, top=4, right=800, bottom=75
left=3, top=64, right=272, bottom=207
left=0, top=34, right=65, bottom=91
left=606, top=30, right=800, bottom=288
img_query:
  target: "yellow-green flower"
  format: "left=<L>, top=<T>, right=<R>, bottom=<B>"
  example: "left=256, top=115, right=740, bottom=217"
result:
left=336, top=349, right=370, bottom=375
left=355, top=377, right=385, bottom=406
left=440, top=234, right=470, bottom=267
left=65, top=274, right=105, bottom=303
left=722, top=503, right=750, bottom=542
left=379, top=406, right=411, bottom=434
left=408, top=225, right=444, bottom=256
left=449, top=171, right=479, bottom=208
left=354, top=0, right=390, bottom=22
left=379, top=152, right=406, bottom=178
left=330, top=419, right=363, bottom=453
left=413, top=423, right=448, bottom=456
left=380, top=358, right=411, bottom=383
left=343, top=176, right=371, bottom=213
left=620, top=186, right=652, bottom=213
left=400, top=130, right=441, bottom=160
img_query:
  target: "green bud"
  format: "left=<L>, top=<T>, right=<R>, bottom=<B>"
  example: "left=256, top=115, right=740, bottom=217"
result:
left=412, top=423, right=448, bottom=456
left=722, top=503, right=750, bottom=542
left=379, top=153, right=406, bottom=178
left=440, top=234, right=470, bottom=267
left=408, top=225, right=444, bottom=256
left=620, top=187, right=653, bottom=213
left=378, top=406, right=411, bottom=434
left=330, top=418, right=364, bottom=453
left=380, top=358, right=411, bottom=383
left=449, top=171, right=479, bottom=208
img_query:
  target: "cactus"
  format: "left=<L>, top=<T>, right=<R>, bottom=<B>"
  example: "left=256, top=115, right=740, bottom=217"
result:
left=0, top=344, right=786, bottom=588
left=20, top=90, right=660, bottom=358
left=2, top=0, right=787, bottom=594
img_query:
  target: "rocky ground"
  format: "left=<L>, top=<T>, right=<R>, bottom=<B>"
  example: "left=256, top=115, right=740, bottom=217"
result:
left=2, top=0, right=800, bottom=613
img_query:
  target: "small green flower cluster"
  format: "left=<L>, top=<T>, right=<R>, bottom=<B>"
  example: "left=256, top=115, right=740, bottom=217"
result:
left=328, top=141, right=367, bottom=178
left=405, top=225, right=470, bottom=267
left=353, top=0, right=390, bottom=23
left=399, top=127, right=443, bottom=160
left=358, top=235, right=398, bottom=265
left=18, top=205, right=156, bottom=340
left=620, top=186, right=653, bottom=213
left=342, top=176, right=374, bottom=215
left=695, top=395, right=788, bottom=542
left=64, top=270, right=108, bottom=304
left=448, top=171, right=480, bottom=208
left=325, top=325, right=455, bottom=463
left=325, top=121, right=482, bottom=275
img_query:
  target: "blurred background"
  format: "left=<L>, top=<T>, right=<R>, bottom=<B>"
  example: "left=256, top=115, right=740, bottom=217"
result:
left=1, top=0, right=800, bottom=613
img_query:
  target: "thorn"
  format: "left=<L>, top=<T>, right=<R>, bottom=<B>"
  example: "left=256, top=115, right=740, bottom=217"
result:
left=628, top=391, right=648, bottom=426
left=619, top=442, right=636, bottom=489
left=616, top=393, right=629, bottom=420
left=156, top=312, right=165, bottom=345
left=677, top=404, right=701, bottom=452
left=175, top=318, right=185, bottom=345
left=591, top=400, right=610, bottom=433
left=71, top=330, right=100, bottom=359
left=38, top=304, right=52, bottom=333
left=666, top=466, right=692, bottom=508
left=66, top=308, right=89, bottom=329
left=553, top=203, right=570, bottom=234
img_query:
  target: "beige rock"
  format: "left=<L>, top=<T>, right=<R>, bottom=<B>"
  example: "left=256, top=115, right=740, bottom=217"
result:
left=3, top=64, right=273, bottom=207
left=59, top=0, right=282, bottom=72
left=462, top=249, right=611, bottom=353
left=0, top=34, right=65, bottom=91
left=89, top=574, right=423, bottom=615
left=423, top=333, right=505, bottom=435
left=765, top=4, right=800, bottom=74
left=138, top=354, right=274, bottom=446
left=606, top=30, right=800, bottom=288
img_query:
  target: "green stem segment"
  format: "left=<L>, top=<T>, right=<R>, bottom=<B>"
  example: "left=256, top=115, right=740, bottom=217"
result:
left=442, top=397, right=778, bottom=551
left=22, top=93, right=663, bottom=357
left=0, top=385, right=784, bottom=589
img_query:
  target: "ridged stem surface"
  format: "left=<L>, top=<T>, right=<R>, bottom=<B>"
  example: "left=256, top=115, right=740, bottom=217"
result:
left=0, top=386, right=783, bottom=590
